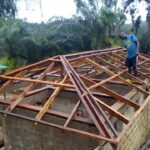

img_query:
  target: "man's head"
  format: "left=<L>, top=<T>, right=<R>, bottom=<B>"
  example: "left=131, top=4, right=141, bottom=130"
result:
left=118, top=32, right=127, bottom=40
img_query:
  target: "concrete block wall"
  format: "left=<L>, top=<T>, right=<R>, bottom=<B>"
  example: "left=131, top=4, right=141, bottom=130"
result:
left=0, top=89, right=99, bottom=150
left=148, top=99, right=150, bottom=140
left=1, top=99, right=150, bottom=150
left=117, top=98, right=150, bottom=150
left=2, top=115, right=99, bottom=150
left=0, top=86, right=149, bottom=150
left=0, top=105, right=117, bottom=150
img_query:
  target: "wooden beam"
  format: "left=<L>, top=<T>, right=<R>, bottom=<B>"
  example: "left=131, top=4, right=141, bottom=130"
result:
left=35, top=75, right=67, bottom=120
left=0, top=75, right=73, bottom=88
left=0, top=99, right=94, bottom=125
left=96, top=56, right=147, bottom=86
left=139, top=65, right=150, bottom=73
left=89, top=71, right=126, bottom=90
left=112, top=89, right=137, bottom=111
left=5, top=58, right=60, bottom=76
left=94, top=97, right=129, bottom=124
left=90, top=78, right=127, bottom=85
left=103, top=54, right=124, bottom=66
left=81, top=75, right=140, bottom=110
left=64, top=100, right=81, bottom=127
left=5, top=63, right=55, bottom=112
left=61, top=55, right=118, bottom=139
left=0, top=71, right=25, bottom=94
left=112, top=53, right=150, bottom=67
left=96, top=56, right=122, bottom=71
left=86, top=58, right=149, bottom=96
left=97, top=85, right=140, bottom=110
left=0, top=109, right=117, bottom=143
left=86, top=58, right=113, bottom=76
left=139, top=58, right=150, bottom=65
left=103, top=53, right=150, bottom=81
left=66, top=47, right=123, bottom=60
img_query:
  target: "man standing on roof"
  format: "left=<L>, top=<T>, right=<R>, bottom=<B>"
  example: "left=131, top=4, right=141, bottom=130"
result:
left=118, top=33, right=139, bottom=76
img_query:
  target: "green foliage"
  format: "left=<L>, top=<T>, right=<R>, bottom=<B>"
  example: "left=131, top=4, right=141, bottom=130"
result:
left=5, top=58, right=19, bottom=70
left=103, top=0, right=118, bottom=8
left=100, top=36, right=121, bottom=48
left=0, top=57, right=9, bottom=65
left=0, top=56, right=22, bottom=72
left=99, top=0, right=126, bottom=35
left=74, top=0, right=105, bottom=48
left=0, top=16, right=105, bottom=68
left=140, top=32, right=150, bottom=54
left=2, top=0, right=145, bottom=71
left=101, top=7, right=117, bottom=26
left=0, top=0, right=125, bottom=72
left=0, top=0, right=42, bottom=19
left=0, top=0, right=16, bottom=18
left=100, top=7, right=117, bottom=35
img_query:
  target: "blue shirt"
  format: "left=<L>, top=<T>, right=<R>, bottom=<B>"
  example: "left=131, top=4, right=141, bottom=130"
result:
left=123, top=34, right=138, bottom=58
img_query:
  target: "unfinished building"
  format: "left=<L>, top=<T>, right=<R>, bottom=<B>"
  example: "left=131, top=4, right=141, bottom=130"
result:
left=0, top=47, right=149, bottom=150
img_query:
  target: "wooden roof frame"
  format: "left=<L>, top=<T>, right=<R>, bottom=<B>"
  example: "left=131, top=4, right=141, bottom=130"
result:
left=0, top=47, right=149, bottom=149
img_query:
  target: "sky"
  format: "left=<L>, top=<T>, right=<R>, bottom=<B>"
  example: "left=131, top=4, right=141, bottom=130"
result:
left=17, top=0, right=77, bottom=23
left=16, top=0, right=147, bottom=23
left=125, top=1, right=147, bottom=23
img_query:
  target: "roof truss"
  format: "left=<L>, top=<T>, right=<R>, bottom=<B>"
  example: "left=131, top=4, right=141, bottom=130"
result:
left=0, top=47, right=149, bottom=148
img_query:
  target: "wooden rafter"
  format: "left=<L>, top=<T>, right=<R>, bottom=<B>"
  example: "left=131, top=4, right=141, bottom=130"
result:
left=64, top=100, right=81, bottom=127
left=96, top=56, right=148, bottom=85
left=86, top=58, right=149, bottom=96
left=81, top=75, right=140, bottom=109
left=0, top=47, right=149, bottom=147
left=5, top=62, right=56, bottom=112
left=94, top=97, right=129, bottom=124
left=0, top=75, right=73, bottom=88
left=35, top=75, right=67, bottom=120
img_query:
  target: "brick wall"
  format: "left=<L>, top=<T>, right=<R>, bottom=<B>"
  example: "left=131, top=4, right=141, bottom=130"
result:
left=117, top=97, right=150, bottom=150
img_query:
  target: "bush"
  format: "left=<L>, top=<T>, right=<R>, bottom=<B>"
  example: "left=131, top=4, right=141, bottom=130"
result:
left=0, top=57, right=22, bottom=73
left=140, top=32, right=150, bottom=54
left=100, top=36, right=121, bottom=48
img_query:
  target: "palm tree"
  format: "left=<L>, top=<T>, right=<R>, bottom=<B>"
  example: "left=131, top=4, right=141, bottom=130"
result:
left=74, top=0, right=105, bottom=49
left=0, top=0, right=16, bottom=18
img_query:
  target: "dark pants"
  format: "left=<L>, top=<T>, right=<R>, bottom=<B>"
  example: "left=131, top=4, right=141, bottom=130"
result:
left=125, top=56, right=137, bottom=68
left=125, top=56, right=138, bottom=76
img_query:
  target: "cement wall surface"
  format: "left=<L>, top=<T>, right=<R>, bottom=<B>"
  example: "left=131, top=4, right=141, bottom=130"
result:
left=0, top=86, right=149, bottom=150
left=2, top=115, right=99, bottom=150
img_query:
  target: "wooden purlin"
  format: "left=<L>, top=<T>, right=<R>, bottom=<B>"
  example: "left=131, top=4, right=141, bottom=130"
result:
left=89, top=70, right=126, bottom=90
left=0, top=71, right=25, bottom=94
left=64, top=100, right=81, bottom=127
left=5, top=57, right=60, bottom=76
left=95, top=56, right=148, bottom=85
left=0, top=75, right=73, bottom=88
left=94, top=97, right=129, bottom=124
left=112, top=89, right=137, bottom=111
left=5, top=62, right=56, bottom=112
left=0, top=109, right=117, bottom=144
left=0, top=47, right=149, bottom=146
left=86, top=58, right=149, bottom=96
left=35, top=75, right=68, bottom=121
left=101, top=53, right=150, bottom=79
left=111, top=52, right=150, bottom=69
left=60, top=56, right=118, bottom=140
left=65, top=47, right=123, bottom=59
left=68, top=48, right=125, bottom=63
left=81, top=75, right=140, bottom=109
left=0, top=99, right=94, bottom=125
